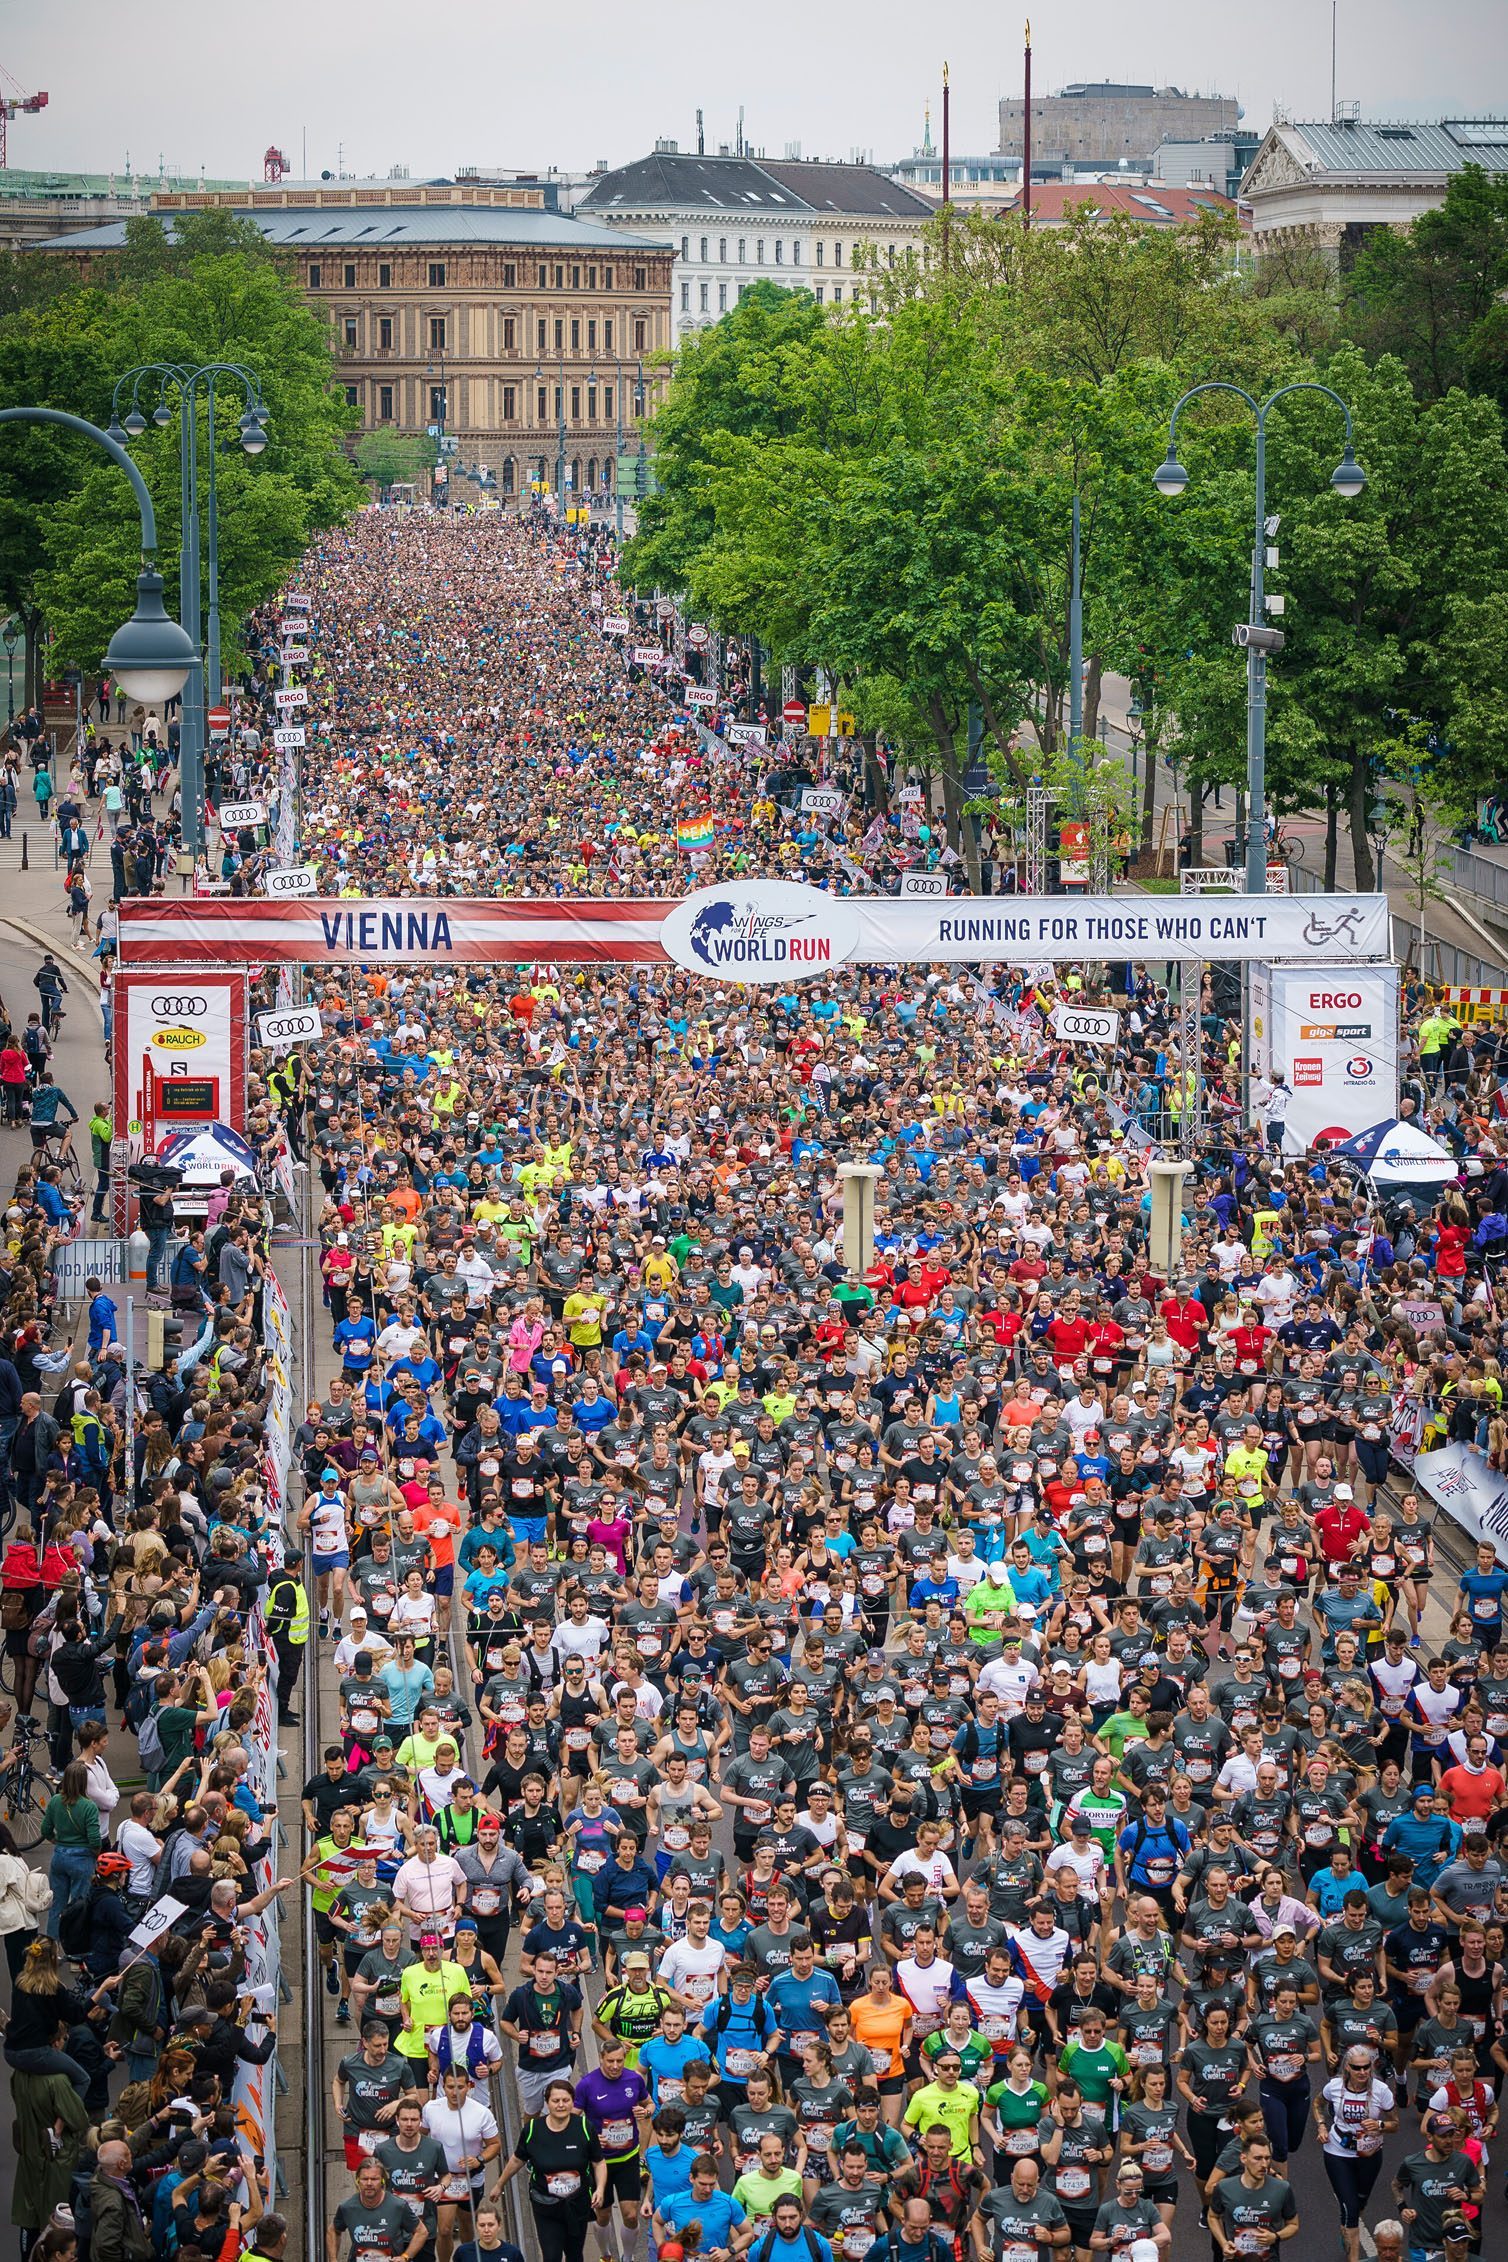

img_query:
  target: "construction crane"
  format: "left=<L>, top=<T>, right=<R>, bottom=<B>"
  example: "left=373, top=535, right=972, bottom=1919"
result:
left=0, top=67, right=49, bottom=170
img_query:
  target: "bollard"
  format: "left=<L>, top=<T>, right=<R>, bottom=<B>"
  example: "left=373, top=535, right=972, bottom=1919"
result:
left=19, top=830, right=27, bottom=870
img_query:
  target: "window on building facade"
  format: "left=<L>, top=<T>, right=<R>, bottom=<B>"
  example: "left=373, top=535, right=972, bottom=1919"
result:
left=429, top=262, right=446, bottom=287
left=571, top=385, right=581, bottom=419
left=634, top=317, right=646, bottom=349
left=719, top=237, right=727, bottom=262
left=429, top=316, right=446, bottom=350
left=570, top=318, right=580, bottom=350
left=503, top=385, right=516, bottom=420
left=343, top=262, right=356, bottom=288
left=792, top=240, right=802, bottom=264
left=345, top=384, right=359, bottom=406
left=633, top=265, right=646, bottom=290
left=537, top=386, right=547, bottom=419
left=537, top=264, right=547, bottom=287
left=681, top=282, right=690, bottom=310
left=718, top=283, right=727, bottom=311
left=378, top=316, right=393, bottom=349
left=888, top=243, right=896, bottom=265
left=603, top=266, right=613, bottom=288
left=537, top=318, right=546, bottom=350
left=308, top=262, right=322, bottom=287
left=502, top=315, right=515, bottom=350
left=699, top=237, right=709, bottom=262
left=502, top=457, right=515, bottom=494
left=343, top=317, right=358, bottom=348
left=833, top=285, right=842, bottom=304
left=571, top=265, right=581, bottom=288
left=774, top=239, right=783, bottom=264
left=814, top=284, right=824, bottom=304
left=604, top=318, right=613, bottom=350
left=554, top=385, right=563, bottom=418
left=587, top=319, right=596, bottom=350
left=378, top=262, right=391, bottom=288
left=757, top=239, right=765, bottom=263
left=429, top=385, right=446, bottom=422
left=815, top=241, right=824, bottom=266
left=554, top=264, right=564, bottom=289
left=554, top=318, right=563, bottom=351
left=834, top=241, right=843, bottom=267
left=504, top=263, right=516, bottom=288
left=699, top=282, right=708, bottom=312
left=378, top=385, right=394, bottom=420
left=603, top=384, right=613, bottom=417
left=681, top=235, right=690, bottom=259
left=587, top=265, right=596, bottom=288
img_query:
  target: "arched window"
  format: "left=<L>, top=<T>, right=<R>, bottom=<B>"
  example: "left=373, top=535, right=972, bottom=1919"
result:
left=586, top=457, right=598, bottom=491
left=501, top=457, right=516, bottom=495
left=571, top=456, right=581, bottom=494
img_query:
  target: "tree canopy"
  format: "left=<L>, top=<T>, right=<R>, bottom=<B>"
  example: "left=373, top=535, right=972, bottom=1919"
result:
left=0, top=214, right=357, bottom=698
left=622, top=189, right=1508, bottom=881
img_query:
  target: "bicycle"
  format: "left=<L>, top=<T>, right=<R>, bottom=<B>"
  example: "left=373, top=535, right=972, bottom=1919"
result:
left=0, top=1713, right=56, bottom=1850
left=35, top=1124, right=84, bottom=1200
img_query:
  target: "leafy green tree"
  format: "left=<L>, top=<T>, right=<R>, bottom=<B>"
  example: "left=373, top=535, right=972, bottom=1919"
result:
left=20, top=248, right=357, bottom=674
left=622, top=281, right=828, bottom=595
left=1343, top=166, right=1508, bottom=411
left=355, top=429, right=434, bottom=494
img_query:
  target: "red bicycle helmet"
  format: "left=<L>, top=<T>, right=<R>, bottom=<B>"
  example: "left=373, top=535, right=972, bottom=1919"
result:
left=95, top=1851, right=133, bottom=1879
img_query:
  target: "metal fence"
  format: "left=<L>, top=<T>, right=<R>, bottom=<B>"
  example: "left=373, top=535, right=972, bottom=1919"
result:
left=50, top=1235, right=124, bottom=1310
left=1392, top=917, right=1508, bottom=986
left=1451, top=845, right=1508, bottom=914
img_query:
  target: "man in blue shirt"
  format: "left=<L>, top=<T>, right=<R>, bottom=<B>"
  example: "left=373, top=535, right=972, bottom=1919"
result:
left=766, top=1941, right=843, bottom=2088
left=86, top=1277, right=118, bottom=1356
left=656, top=2155, right=747, bottom=2261
left=758, top=2195, right=834, bottom=2262
left=333, top=1298, right=377, bottom=1375
left=1458, top=1543, right=1508, bottom=1648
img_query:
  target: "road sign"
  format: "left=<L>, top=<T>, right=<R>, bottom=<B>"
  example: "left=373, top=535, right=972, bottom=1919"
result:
left=263, top=865, right=318, bottom=898
left=255, top=1005, right=323, bottom=1049
left=1051, top=1003, right=1122, bottom=1046
left=807, top=703, right=831, bottom=737
left=273, top=687, right=307, bottom=711
left=783, top=701, right=807, bottom=727
left=206, top=704, right=231, bottom=738
left=272, top=727, right=306, bottom=751
left=217, top=800, right=267, bottom=830
left=801, top=787, right=845, bottom=815
left=899, top=869, right=948, bottom=898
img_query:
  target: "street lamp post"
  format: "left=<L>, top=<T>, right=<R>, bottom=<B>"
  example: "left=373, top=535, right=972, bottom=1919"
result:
left=0, top=406, right=196, bottom=708
left=612, top=358, right=647, bottom=539
left=1, top=618, right=16, bottom=727
left=108, top=362, right=268, bottom=858
left=1153, top=380, right=1365, bottom=895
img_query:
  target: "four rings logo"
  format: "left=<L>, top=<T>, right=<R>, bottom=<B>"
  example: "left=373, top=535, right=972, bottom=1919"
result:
left=150, top=995, right=208, bottom=1017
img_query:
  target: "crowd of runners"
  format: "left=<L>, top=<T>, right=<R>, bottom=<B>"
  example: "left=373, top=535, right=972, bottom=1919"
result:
left=266, top=512, right=1508, bottom=2262
left=4, top=501, right=1508, bottom=2262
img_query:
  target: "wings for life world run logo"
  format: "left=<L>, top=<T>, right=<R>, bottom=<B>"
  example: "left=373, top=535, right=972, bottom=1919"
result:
left=663, top=881, right=862, bottom=985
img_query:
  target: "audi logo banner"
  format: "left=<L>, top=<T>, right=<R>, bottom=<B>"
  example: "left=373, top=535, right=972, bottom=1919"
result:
left=112, top=971, right=249, bottom=1182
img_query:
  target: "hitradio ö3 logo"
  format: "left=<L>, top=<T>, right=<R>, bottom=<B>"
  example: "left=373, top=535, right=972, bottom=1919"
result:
left=1345, top=1054, right=1375, bottom=1080
left=663, top=880, right=861, bottom=986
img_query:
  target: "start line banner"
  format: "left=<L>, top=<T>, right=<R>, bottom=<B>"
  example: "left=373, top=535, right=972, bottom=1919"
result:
left=117, top=889, right=1391, bottom=969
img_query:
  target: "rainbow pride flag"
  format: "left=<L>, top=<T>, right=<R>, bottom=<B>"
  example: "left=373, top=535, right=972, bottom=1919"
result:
left=676, top=812, right=715, bottom=853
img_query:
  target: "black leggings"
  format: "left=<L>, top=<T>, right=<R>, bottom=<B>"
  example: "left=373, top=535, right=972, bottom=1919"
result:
left=532, top=2201, right=591, bottom=2262
left=1323, top=2149, right=1384, bottom=2228
left=1187, top=2107, right=1230, bottom=2184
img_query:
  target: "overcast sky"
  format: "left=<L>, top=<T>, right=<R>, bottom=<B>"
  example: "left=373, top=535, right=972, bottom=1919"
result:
left=8, top=0, right=1505, bottom=185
